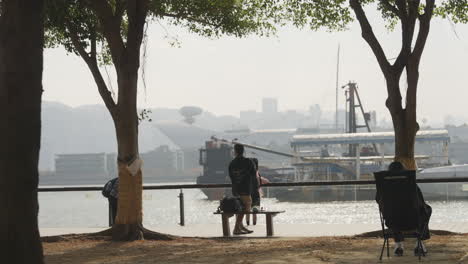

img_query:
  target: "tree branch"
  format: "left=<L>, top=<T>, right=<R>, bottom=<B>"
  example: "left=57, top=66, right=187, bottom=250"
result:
left=412, top=0, right=435, bottom=66
left=114, top=0, right=126, bottom=26
left=65, top=19, right=117, bottom=113
left=126, top=0, right=148, bottom=66
left=406, top=0, right=434, bottom=123
left=392, top=0, right=419, bottom=72
left=88, top=0, right=125, bottom=67
left=350, top=0, right=391, bottom=75
left=394, top=0, right=408, bottom=17
left=65, top=20, right=92, bottom=65
left=90, top=27, right=97, bottom=60
left=380, top=0, right=402, bottom=19
left=161, top=12, right=222, bottom=29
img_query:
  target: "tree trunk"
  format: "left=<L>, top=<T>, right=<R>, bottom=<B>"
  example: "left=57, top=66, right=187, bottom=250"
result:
left=350, top=0, right=434, bottom=171
left=111, top=67, right=144, bottom=241
left=392, top=112, right=418, bottom=170
left=385, top=73, right=419, bottom=170
left=0, top=0, right=45, bottom=262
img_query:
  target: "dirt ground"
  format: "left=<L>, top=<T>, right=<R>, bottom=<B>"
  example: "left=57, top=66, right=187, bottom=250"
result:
left=43, top=234, right=468, bottom=264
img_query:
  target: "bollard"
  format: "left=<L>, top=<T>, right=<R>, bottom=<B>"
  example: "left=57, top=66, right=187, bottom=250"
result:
left=179, top=189, right=185, bottom=226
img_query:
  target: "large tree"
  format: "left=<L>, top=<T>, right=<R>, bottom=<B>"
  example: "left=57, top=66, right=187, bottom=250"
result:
left=287, top=0, right=467, bottom=169
left=45, top=0, right=282, bottom=240
left=0, top=0, right=45, bottom=262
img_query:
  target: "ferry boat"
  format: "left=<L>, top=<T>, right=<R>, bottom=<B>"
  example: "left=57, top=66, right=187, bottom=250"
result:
left=418, top=164, right=468, bottom=200
left=273, top=129, right=453, bottom=202
left=196, top=138, right=294, bottom=200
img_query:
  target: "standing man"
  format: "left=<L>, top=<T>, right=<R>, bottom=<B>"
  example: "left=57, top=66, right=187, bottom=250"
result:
left=228, top=144, right=256, bottom=235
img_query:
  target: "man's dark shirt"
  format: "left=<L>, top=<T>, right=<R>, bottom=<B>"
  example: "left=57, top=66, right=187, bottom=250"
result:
left=228, top=155, right=256, bottom=196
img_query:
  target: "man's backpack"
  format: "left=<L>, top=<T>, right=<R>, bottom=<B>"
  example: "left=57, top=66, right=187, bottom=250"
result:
left=102, top=178, right=117, bottom=198
left=218, top=197, right=244, bottom=213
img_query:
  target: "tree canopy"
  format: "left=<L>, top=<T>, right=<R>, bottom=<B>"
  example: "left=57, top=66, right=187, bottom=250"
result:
left=286, top=0, right=468, bottom=30
left=439, top=0, right=468, bottom=23
left=45, top=0, right=284, bottom=61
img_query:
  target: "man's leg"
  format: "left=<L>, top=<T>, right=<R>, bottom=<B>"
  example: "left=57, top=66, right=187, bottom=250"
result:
left=239, top=195, right=253, bottom=233
left=234, top=213, right=245, bottom=234
left=414, top=204, right=431, bottom=255
left=393, top=229, right=404, bottom=256
left=420, top=204, right=432, bottom=240
left=109, top=197, right=118, bottom=225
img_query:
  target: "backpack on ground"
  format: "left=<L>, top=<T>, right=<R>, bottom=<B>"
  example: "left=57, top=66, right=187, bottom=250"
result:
left=218, top=197, right=244, bottom=213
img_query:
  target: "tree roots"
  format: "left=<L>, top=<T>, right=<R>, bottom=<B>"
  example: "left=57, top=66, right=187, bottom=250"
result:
left=41, top=225, right=175, bottom=243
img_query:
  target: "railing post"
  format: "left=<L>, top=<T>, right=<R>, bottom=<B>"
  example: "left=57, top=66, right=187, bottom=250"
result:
left=179, top=189, right=185, bottom=226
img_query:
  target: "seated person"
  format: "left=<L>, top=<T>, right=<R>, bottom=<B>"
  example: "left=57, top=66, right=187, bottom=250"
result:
left=250, top=158, right=261, bottom=212
left=251, top=158, right=270, bottom=208
left=376, top=161, right=432, bottom=256
left=247, top=158, right=269, bottom=225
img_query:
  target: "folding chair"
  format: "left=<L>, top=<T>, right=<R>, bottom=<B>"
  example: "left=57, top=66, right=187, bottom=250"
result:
left=374, top=170, right=428, bottom=261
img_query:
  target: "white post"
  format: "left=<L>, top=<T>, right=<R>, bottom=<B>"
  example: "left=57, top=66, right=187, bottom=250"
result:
left=443, top=141, right=449, bottom=165
left=356, top=144, right=360, bottom=180
left=380, top=143, right=385, bottom=170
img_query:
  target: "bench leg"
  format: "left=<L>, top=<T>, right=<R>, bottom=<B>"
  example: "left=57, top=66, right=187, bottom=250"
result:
left=222, top=214, right=231, bottom=237
left=266, top=214, right=274, bottom=237
left=253, top=214, right=257, bottom=225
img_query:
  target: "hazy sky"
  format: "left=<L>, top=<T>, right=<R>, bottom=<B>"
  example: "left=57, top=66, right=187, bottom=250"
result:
left=43, top=7, right=468, bottom=127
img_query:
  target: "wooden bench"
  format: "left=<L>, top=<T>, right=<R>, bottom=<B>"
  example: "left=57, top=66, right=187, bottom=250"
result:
left=214, top=211, right=285, bottom=237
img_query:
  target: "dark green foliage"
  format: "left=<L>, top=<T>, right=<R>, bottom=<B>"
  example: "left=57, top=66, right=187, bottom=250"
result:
left=45, top=0, right=112, bottom=64
left=284, top=0, right=352, bottom=31
left=45, top=0, right=98, bottom=52
left=439, top=0, right=468, bottom=23
left=285, top=0, right=468, bottom=31
left=45, top=0, right=285, bottom=62
left=150, top=0, right=284, bottom=37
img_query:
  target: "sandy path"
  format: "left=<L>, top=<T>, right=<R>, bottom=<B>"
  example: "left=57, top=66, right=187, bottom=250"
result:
left=43, top=235, right=468, bottom=264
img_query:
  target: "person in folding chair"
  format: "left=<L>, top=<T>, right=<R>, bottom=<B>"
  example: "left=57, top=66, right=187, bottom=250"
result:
left=374, top=161, right=432, bottom=259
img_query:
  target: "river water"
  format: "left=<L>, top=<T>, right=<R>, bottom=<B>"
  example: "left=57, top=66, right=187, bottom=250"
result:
left=38, top=184, right=468, bottom=228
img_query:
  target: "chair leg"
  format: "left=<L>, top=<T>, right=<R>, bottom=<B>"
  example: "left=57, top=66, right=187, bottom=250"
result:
left=379, top=238, right=386, bottom=261
left=386, top=238, right=390, bottom=258
left=417, top=238, right=423, bottom=261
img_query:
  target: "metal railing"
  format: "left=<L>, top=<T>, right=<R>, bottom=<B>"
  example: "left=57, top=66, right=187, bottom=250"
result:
left=38, top=177, right=468, bottom=192
left=38, top=177, right=468, bottom=227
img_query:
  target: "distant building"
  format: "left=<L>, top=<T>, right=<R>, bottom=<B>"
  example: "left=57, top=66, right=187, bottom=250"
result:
left=175, top=150, right=185, bottom=171
left=240, top=110, right=258, bottom=124
left=308, top=104, right=322, bottom=128
left=54, top=153, right=109, bottom=179
left=262, top=98, right=278, bottom=114
left=142, top=145, right=173, bottom=169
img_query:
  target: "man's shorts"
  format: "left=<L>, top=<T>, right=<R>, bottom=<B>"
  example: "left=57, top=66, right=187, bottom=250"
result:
left=239, top=195, right=252, bottom=212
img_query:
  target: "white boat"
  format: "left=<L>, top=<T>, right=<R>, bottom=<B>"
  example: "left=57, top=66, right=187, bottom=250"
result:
left=418, top=164, right=468, bottom=200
